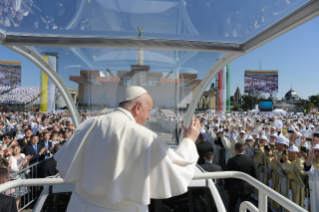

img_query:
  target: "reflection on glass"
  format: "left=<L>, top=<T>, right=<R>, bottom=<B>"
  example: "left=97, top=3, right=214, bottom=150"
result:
left=32, top=46, right=222, bottom=143
left=0, top=0, right=309, bottom=43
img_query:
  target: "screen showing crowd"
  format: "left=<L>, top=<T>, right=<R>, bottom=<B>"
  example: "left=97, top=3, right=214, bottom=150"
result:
left=244, top=70, right=278, bottom=94
left=0, top=60, right=21, bottom=87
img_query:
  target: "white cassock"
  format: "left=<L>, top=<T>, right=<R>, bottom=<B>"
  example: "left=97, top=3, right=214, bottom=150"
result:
left=54, top=108, right=199, bottom=212
left=207, top=128, right=219, bottom=164
left=305, top=165, right=319, bottom=212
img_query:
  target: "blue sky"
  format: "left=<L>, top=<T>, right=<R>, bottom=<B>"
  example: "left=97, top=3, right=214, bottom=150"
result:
left=0, top=16, right=318, bottom=100
left=230, top=16, right=319, bottom=100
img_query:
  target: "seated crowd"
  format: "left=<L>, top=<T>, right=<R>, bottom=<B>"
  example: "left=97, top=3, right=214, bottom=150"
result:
left=0, top=87, right=40, bottom=105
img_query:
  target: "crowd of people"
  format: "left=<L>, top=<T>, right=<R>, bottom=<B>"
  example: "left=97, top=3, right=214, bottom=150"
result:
left=1, top=108, right=319, bottom=211
left=0, top=87, right=40, bottom=105
left=0, top=86, right=11, bottom=94
left=188, top=112, right=319, bottom=212
left=0, top=110, right=78, bottom=211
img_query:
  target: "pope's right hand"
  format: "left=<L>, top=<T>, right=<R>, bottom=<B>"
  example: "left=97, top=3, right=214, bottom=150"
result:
left=182, top=117, right=200, bottom=142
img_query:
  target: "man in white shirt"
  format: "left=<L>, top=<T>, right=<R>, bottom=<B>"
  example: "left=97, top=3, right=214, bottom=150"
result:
left=55, top=86, right=200, bottom=212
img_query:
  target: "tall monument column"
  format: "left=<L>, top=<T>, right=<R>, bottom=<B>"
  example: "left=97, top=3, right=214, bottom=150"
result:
left=137, top=26, right=144, bottom=66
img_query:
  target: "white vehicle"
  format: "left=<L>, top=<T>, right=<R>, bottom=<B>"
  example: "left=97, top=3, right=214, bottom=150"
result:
left=33, top=165, right=219, bottom=212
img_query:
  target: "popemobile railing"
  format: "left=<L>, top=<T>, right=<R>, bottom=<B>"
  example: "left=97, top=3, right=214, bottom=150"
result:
left=0, top=172, right=308, bottom=212
left=5, top=157, right=53, bottom=212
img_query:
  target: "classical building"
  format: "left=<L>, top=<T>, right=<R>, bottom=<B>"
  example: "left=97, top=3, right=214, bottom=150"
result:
left=284, top=88, right=300, bottom=103
left=273, top=88, right=300, bottom=111
left=70, top=67, right=201, bottom=108
left=55, top=88, right=78, bottom=108
left=197, top=83, right=217, bottom=109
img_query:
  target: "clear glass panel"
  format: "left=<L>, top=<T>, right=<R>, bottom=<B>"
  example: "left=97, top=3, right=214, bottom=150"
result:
left=31, top=46, right=224, bottom=144
left=1, top=0, right=309, bottom=43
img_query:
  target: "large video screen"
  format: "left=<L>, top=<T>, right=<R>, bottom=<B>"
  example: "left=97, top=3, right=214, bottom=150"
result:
left=0, top=61, right=22, bottom=87
left=244, top=70, right=278, bottom=93
left=259, top=101, right=273, bottom=111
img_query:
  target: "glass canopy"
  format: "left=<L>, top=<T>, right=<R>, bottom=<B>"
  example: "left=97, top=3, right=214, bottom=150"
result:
left=0, top=0, right=310, bottom=43
left=29, top=46, right=224, bottom=142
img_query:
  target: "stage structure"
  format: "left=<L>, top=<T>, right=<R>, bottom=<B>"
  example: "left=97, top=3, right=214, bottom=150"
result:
left=70, top=49, right=201, bottom=109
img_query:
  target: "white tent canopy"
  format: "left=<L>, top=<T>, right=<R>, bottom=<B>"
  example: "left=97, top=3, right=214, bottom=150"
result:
left=272, top=109, right=287, bottom=116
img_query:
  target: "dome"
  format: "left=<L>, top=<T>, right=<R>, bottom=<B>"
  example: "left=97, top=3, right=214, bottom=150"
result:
left=284, top=89, right=299, bottom=102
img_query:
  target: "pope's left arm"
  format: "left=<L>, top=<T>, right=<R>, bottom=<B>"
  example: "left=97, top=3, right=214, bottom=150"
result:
left=148, top=136, right=199, bottom=199
left=174, top=138, right=199, bottom=163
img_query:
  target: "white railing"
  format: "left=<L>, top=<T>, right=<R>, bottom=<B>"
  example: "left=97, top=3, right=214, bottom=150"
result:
left=0, top=171, right=307, bottom=212
left=193, top=172, right=307, bottom=212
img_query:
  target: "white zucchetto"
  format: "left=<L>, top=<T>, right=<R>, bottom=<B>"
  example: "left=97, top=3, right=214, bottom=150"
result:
left=119, top=86, right=147, bottom=103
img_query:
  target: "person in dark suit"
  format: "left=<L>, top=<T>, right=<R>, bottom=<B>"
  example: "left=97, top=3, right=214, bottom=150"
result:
left=0, top=168, right=18, bottom=212
left=196, top=133, right=214, bottom=165
left=225, top=142, right=257, bottom=212
left=24, top=135, right=47, bottom=165
left=200, top=151, right=224, bottom=186
left=38, top=144, right=61, bottom=178
left=172, top=124, right=182, bottom=145
left=40, top=132, right=52, bottom=158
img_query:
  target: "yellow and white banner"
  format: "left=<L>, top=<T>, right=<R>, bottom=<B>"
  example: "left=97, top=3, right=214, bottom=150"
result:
left=40, top=56, right=56, bottom=112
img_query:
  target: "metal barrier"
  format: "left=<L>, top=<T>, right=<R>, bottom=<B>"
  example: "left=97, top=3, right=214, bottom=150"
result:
left=239, top=201, right=259, bottom=212
left=6, top=157, right=52, bottom=212
left=0, top=172, right=308, bottom=212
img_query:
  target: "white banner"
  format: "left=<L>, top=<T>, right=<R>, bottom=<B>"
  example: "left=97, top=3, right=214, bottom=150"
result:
left=47, top=56, right=56, bottom=112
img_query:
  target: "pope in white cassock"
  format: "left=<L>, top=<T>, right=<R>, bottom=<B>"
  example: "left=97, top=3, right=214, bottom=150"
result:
left=54, top=86, right=200, bottom=212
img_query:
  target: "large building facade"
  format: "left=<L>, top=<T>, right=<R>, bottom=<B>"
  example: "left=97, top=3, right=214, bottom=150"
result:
left=70, top=66, right=201, bottom=108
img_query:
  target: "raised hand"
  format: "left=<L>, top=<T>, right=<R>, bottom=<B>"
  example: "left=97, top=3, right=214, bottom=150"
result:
left=271, top=154, right=277, bottom=162
left=264, top=149, right=270, bottom=157
left=297, top=151, right=306, bottom=158
left=281, top=154, right=288, bottom=162
left=182, top=117, right=200, bottom=142
left=307, top=149, right=315, bottom=162
left=25, top=155, right=33, bottom=161
left=300, top=136, right=306, bottom=146
left=40, top=147, right=47, bottom=155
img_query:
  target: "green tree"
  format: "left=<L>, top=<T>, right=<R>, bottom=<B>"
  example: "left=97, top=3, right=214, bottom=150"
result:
left=309, top=95, right=319, bottom=108
left=308, top=102, right=315, bottom=112
left=295, top=99, right=309, bottom=112
left=241, top=95, right=253, bottom=111
left=233, top=103, right=239, bottom=111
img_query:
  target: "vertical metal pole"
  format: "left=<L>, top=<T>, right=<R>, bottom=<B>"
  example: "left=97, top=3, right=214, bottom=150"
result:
left=258, top=190, right=267, bottom=212
left=31, top=166, right=33, bottom=200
